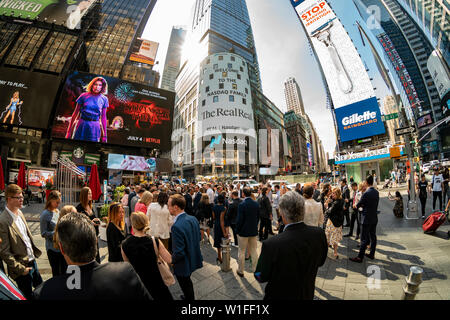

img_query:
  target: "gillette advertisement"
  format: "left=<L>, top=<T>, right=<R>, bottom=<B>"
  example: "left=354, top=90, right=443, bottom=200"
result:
left=291, top=0, right=375, bottom=108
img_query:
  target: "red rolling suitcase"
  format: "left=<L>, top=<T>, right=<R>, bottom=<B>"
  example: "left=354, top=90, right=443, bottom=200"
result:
left=422, top=211, right=447, bottom=234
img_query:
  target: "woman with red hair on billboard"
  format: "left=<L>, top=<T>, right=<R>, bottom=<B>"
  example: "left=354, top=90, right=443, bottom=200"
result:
left=65, top=76, right=109, bottom=142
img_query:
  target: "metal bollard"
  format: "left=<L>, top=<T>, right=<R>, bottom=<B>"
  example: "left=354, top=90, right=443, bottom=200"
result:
left=220, top=237, right=232, bottom=272
left=402, top=266, right=423, bottom=300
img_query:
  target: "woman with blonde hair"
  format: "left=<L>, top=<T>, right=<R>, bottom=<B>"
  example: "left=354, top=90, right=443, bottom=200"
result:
left=148, top=192, right=172, bottom=249
left=106, top=202, right=125, bottom=262
left=40, top=190, right=66, bottom=276
left=135, top=191, right=152, bottom=214
left=324, top=187, right=344, bottom=259
left=77, top=186, right=101, bottom=262
left=121, top=212, right=173, bottom=301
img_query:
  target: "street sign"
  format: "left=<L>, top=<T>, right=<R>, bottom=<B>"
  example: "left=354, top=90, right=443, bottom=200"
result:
left=382, top=113, right=399, bottom=121
left=396, top=126, right=416, bottom=136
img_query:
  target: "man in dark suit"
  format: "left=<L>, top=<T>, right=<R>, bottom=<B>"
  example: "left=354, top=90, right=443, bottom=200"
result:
left=184, top=188, right=194, bottom=216
left=33, top=212, right=152, bottom=300
left=168, top=194, right=203, bottom=300
left=254, top=191, right=327, bottom=300
left=227, top=191, right=242, bottom=247
left=235, top=187, right=260, bottom=277
left=193, top=185, right=202, bottom=213
left=341, top=178, right=351, bottom=227
left=350, top=175, right=379, bottom=262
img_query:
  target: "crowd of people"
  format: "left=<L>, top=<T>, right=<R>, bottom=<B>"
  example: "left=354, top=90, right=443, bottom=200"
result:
left=1, top=169, right=449, bottom=301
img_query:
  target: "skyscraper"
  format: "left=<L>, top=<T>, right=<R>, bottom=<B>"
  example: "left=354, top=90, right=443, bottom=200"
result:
left=395, top=0, right=449, bottom=68
left=161, top=27, right=187, bottom=91
left=190, top=0, right=262, bottom=89
left=85, top=0, right=157, bottom=81
left=284, top=77, right=305, bottom=116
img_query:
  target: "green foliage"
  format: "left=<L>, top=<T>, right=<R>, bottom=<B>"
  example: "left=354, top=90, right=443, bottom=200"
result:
left=99, top=204, right=110, bottom=221
left=113, top=185, right=126, bottom=202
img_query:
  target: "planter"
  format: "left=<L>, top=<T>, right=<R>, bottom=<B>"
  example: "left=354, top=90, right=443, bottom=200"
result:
left=99, top=223, right=107, bottom=242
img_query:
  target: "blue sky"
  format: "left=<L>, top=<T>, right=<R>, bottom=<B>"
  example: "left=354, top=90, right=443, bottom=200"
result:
left=142, top=0, right=336, bottom=156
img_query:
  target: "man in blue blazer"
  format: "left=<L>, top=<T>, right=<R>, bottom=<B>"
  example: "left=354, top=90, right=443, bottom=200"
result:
left=168, top=194, right=203, bottom=300
left=235, top=187, right=260, bottom=277
left=350, top=175, right=379, bottom=262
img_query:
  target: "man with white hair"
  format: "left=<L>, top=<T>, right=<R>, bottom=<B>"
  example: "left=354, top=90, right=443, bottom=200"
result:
left=254, top=191, right=327, bottom=300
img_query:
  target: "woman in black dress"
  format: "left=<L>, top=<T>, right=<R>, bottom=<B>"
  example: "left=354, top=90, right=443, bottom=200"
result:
left=121, top=212, right=173, bottom=301
left=106, top=202, right=125, bottom=262
left=76, top=186, right=101, bottom=263
left=212, top=194, right=227, bottom=264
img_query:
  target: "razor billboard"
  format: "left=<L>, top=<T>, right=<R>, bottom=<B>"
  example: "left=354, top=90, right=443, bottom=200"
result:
left=291, top=0, right=375, bottom=109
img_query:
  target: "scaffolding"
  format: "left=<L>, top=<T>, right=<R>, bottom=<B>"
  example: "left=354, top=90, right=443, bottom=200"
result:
left=55, top=157, right=86, bottom=206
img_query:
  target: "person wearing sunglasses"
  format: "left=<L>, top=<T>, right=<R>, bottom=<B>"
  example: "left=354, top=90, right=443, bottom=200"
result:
left=0, top=184, right=42, bottom=300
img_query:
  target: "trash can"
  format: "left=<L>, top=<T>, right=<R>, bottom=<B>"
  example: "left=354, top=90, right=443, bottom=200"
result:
left=220, top=237, right=232, bottom=272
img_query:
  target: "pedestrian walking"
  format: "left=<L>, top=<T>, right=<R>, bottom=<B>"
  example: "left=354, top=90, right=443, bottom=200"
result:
left=212, top=194, right=227, bottom=264
left=148, top=192, right=172, bottom=250
left=257, top=187, right=272, bottom=241
left=76, top=186, right=101, bottom=263
left=236, top=187, right=260, bottom=277
left=0, top=184, right=42, bottom=300
left=40, top=190, right=67, bottom=277
left=195, top=194, right=213, bottom=244
left=121, top=212, right=173, bottom=301
left=350, top=175, right=379, bottom=263
left=226, top=190, right=241, bottom=247
left=344, top=182, right=362, bottom=239
left=340, top=178, right=351, bottom=227
left=168, top=194, right=203, bottom=301
left=106, top=202, right=125, bottom=262
left=431, top=168, right=444, bottom=211
left=324, top=187, right=344, bottom=259
left=254, top=191, right=327, bottom=300
left=134, top=191, right=153, bottom=215
left=33, top=212, right=152, bottom=300
left=417, top=174, right=429, bottom=218
left=303, top=183, right=324, bottom=227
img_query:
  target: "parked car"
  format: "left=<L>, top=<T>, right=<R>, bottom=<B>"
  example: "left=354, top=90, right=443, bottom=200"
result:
left=267, top=180, right=289, bottom=186
left=232, top=179, right=259, bottom=189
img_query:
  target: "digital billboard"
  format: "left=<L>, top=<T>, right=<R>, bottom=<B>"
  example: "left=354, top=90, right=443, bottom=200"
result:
left=52, top=71, right=174, bottom=150
left=421, top=140, right=439, bottom=155
left=291, top=0, right=375, bottom=109
left=107, top=154, right=156, bottom=172
left=0, top=67, right=60, bottom=129
left=0, top=0, right=96, bottom=30
left=130, top=39, right=159, bottom=66
left=417, top=113, right=433, bottom=128
left=27, top=168, right=56, bottom=188
left=335, top=97, right=386, bottom=142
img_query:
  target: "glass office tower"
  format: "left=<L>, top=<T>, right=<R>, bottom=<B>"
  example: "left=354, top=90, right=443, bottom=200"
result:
left=191, top=0, right=262, bottom=89
left=85, top=0, right=157, bottom=80
left=161, top=27, right=187, bottom=91
left=395, top=0, right=449, bottom=68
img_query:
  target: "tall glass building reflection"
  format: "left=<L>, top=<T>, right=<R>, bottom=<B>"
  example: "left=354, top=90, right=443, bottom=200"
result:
left=191, top=0, right=262, bottom=89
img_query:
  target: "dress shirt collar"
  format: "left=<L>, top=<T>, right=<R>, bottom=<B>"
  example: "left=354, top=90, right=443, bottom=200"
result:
left=173, top=212, right=186, bottom=225
left=5, top=206, right=22, bottom=221
left=284, top=221, right=304, bottom=231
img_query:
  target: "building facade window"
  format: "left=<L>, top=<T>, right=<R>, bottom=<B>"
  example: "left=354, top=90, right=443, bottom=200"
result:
left=242, top=98, right=246, bottom=104
left=202, top=100, right=206, bottom=106
left=229, top=95, right=234, bottom=102
left=210, top=74, right=214, bottom=79
left=222, top=72, right=227, bottom=77
left=206, top=86, right=210, bottom=92
left=219, top=83, right=224, bottom=89
left=213, top=96, right=219, bottom=103
left=232, top=83, right=237, bottom=90
left=218, top=56, right=223, bottom=60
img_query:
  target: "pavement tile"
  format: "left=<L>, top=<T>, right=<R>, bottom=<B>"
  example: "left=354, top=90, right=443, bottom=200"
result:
left=194, top=276, right=226, bottom=300
left=415, top=293, right=443, bottom=300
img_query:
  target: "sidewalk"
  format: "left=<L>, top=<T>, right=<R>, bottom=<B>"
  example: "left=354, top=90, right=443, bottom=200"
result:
left=20, top=191, right=450, bottom=300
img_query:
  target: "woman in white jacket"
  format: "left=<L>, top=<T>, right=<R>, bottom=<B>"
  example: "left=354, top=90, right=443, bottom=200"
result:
left=147, top=191, right=173, bottom=250
left=303, top=183, right=324, bottom=227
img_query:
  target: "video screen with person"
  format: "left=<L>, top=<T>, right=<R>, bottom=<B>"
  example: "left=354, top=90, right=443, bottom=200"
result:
left=0, top=67, right=60, bottom=129
left=27, top=169, right=56, bottom=188
left=417, top=113, right=433, bottom=128
left=52, top=71, right=174, bottom=150
left=107, top=153, right=156, bottom=172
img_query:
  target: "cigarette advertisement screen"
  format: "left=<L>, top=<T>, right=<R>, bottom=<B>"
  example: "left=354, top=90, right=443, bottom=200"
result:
left=0, top=0, right=96, bottom=30
left=27, top=168, right=56, bottom=188
left=0, top=67, right=60, bottom=129
left=107, top=154, right=156, bottom=172
left=52, top=71, right=174, bottom=150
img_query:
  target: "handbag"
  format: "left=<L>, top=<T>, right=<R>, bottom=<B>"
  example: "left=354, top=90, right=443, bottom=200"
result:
left=151, top=236, right=175, bottom=286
